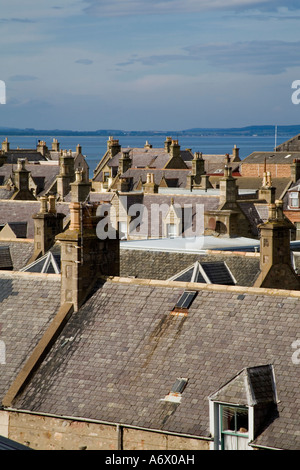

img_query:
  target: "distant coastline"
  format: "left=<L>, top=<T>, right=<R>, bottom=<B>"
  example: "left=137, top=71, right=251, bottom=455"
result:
left=0, top=124, right=300, bottom=137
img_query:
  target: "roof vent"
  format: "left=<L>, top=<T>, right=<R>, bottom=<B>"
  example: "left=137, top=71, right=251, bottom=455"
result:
left=162, top=378, right=188, bottom=403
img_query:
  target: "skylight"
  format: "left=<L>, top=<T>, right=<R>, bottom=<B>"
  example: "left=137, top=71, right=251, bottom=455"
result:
left=162, top=378, right=188, bottom=403
left=175, top=291, right=197, bottom=309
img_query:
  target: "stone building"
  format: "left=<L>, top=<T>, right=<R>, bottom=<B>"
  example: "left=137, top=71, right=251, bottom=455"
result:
left=92, top=136, right=240, bottom=193
left=0, top=189, right=300, bottom=450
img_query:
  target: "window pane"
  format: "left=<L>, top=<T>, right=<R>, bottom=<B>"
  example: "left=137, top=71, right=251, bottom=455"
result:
left=167, top=224, right=176, bottom=238
left=222, top=406, right=248, bottom=433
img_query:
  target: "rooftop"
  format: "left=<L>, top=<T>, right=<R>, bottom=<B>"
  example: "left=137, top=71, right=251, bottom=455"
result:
left=8, top=275, right=300, bottom=450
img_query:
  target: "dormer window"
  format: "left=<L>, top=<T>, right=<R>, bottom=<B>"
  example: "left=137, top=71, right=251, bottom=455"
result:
left=209, top=365, right=278, bottom=451
left=289, top=191, right=300, bottom=209
left=220, top=405, right=249, bottom=450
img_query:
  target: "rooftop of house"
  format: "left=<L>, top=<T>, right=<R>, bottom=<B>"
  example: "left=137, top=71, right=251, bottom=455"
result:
left=241, top=151, right=300, bottom=165
left=0, top=200, right=69, bottom=239
left=0, top=240, right=34, bottom=271
left=1, top=149, right=48, bottom=164
left=2, top=274, right=298, bottom=450
left=0, top=271, right=61, bottom=403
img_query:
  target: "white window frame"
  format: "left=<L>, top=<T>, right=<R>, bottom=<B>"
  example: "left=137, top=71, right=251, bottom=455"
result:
left=166, top=223, right=177, bottom=238
left=289, top=191, right=300, bottom=209
left=209, top=400, right=254, bottom=450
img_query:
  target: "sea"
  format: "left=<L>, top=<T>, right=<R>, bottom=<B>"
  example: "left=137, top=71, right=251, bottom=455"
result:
left=0, top=133, right=292, bottom=174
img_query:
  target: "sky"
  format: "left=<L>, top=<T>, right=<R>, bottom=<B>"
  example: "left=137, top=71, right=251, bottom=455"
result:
left=1, top=0, right=300, bottom=131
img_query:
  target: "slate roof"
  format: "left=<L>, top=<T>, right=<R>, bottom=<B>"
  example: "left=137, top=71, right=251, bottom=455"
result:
left=119, top=168, right=191, bottom=190
left=209, top=176, right=292, bottom=200
left=107, top=147, right=187, bottom=170
left=241, top=151, right=300, bottom=165
left=11, top=277, right=300, bottom=450
left=0, top=162, right=60, bottom=196
left=0, top=187, right=14, bottom=200
left=4, top=222, right=28, bottom=238
left=0, top=246, right=13, bottom=270
left=0, top=272, right=61, bottom=401
left=0, top=201, right=69, bottom=239
left=0, top=241, right=34, bottom=271
left=3, top=150, right=47, bottom=164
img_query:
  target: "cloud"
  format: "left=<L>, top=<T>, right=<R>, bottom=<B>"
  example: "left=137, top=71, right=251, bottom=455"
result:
left=0, top=18, right=36, bottom=23
left=9, top=75, right=38, bottom=82
left=83, top=0, right=300, bottom=17
left=117, top=40, right=300, bottom=75
left=75, top=59, right=94, bottom=65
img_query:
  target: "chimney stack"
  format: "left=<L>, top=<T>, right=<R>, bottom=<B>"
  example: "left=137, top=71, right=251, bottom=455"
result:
left=36, top=140, right=48, bottom=157
left=232, top=145, right=240, bottom=161
left=164, top=137, right=172, bottom=153
left=118, top=150, right=132, bottom=175
left=12, top=159, right=36, bottom=201
left=254, top=200, right=300, bottom=290
left=70, top=169, right=91, bottom=203
left=143, top=173, right=158, bottom=193
left=57, top=151, right=75, bottom=200
left=107, top=136, right=121, bottom=158
left=2, top=138, right=9, bottom=153
left=218, top=165, right=238, bottom=210
left=29, top=196, right=65, bottom=262
left=56, top=201, right=120, bottom=311
left=52, top=138, right=60, bottom=152
left=291, top=159, right=300, bottom=183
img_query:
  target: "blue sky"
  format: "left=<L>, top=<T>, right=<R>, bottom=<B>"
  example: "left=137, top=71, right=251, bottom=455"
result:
left=1, top=0, right=300, bottom=131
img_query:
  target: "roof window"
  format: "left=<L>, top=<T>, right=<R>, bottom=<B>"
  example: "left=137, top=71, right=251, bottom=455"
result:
left=162, top=378, right=188, bottom=403
left=171, top=290, right=197, bottom=317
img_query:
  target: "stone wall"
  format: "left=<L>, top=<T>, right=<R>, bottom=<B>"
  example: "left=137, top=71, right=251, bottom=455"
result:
left=3, top=411, right=209, bottom=451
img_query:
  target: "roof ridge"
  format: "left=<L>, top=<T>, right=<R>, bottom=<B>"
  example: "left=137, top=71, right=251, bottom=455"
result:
left=104, top=275, right=300, bottom=298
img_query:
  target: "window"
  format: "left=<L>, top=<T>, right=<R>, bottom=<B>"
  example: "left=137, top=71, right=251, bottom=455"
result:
left=118, top=221, right=127, bottom=240
left=103, top=171, right=110, bottom=183
left=162, top=378, right=188, bottom=403
left=166, top=223, right=177, bottom=238
left=289, top=191, right=300, bottom=209
left=175, top=291, right=197, bottom=309
left=220, top=405, right=249, bottom=450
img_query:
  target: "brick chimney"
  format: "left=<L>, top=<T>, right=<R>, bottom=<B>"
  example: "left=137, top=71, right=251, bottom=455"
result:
left=254, top=200, right=300, bottom=290
left=56, top=201, right=120, bottom=311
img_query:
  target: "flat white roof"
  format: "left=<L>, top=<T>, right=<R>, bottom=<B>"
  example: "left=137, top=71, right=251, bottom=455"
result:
left=120, top=236, right=260, bottom=254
